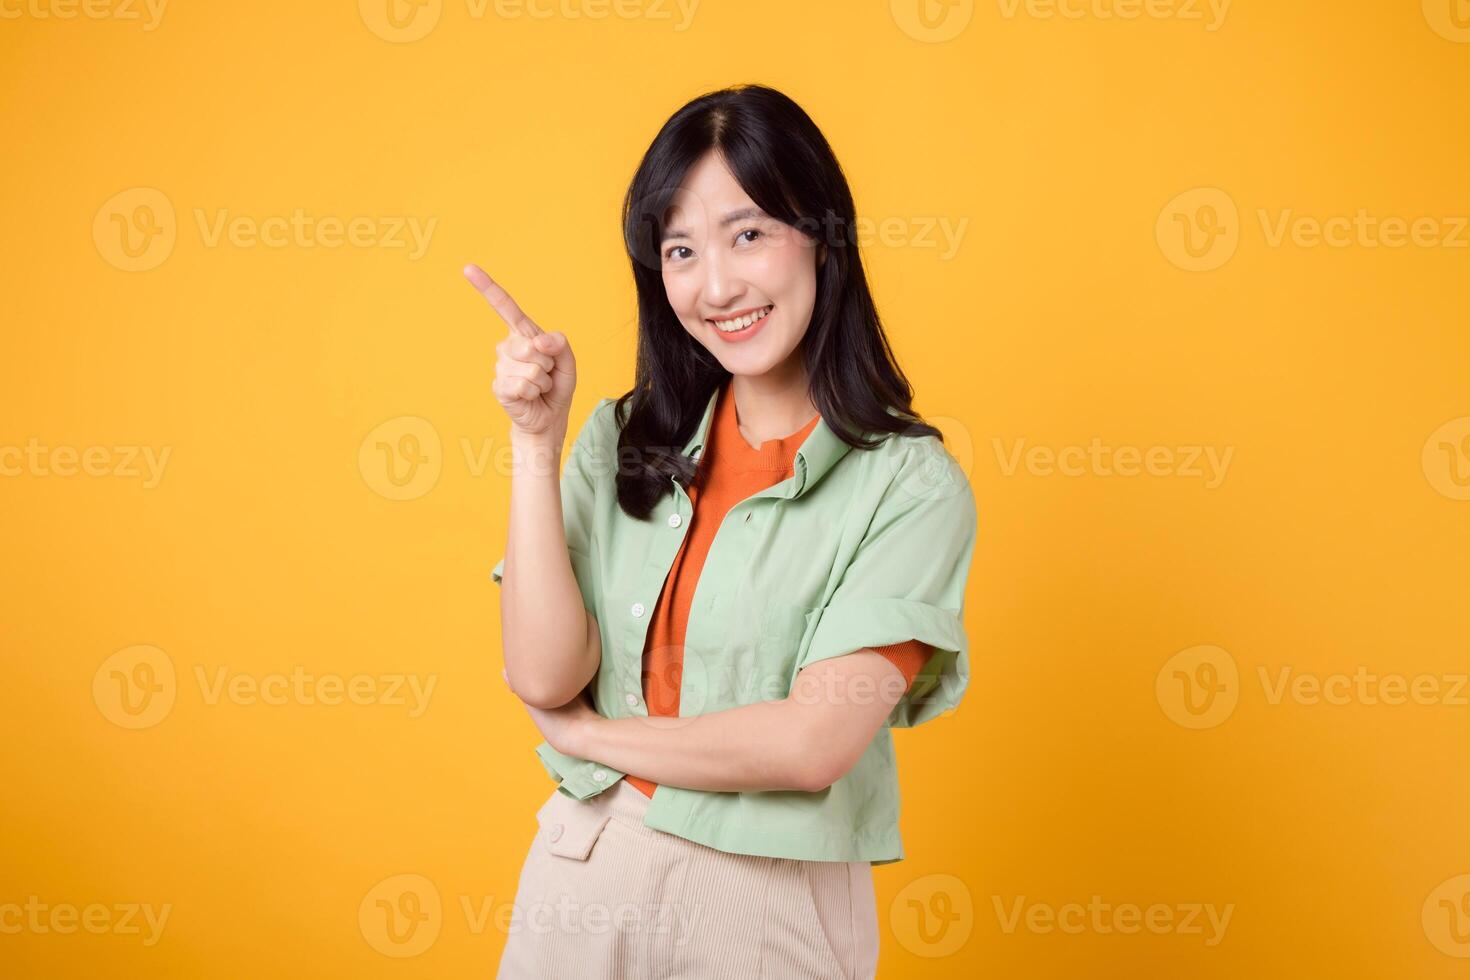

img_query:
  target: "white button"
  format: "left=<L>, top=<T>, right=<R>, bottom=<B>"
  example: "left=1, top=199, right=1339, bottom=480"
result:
left=548, top=823, right=564, bottom=842
left=625, top=693, right=639, bottom=706
left=592, top=769, right=607, bottom=782
left=631, top=602, right=645, bottom=617
left=668, top=513, right=682, bottom=528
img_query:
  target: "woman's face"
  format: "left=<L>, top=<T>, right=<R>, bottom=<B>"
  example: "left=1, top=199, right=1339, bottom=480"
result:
left=660, top=150, right=823, bottom=377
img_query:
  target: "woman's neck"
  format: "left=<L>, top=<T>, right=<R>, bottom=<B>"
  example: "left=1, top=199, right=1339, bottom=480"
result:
left=728, top=363, right=818, bottom=448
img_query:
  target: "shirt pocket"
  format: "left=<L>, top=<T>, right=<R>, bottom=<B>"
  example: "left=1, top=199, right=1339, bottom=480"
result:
left=758, top=601, right=820, bottom=692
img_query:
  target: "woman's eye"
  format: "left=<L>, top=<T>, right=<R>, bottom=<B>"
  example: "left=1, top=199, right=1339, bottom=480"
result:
left=737, top=228, right=762, bottom=244
left=665, top=245, right=692, bottom=261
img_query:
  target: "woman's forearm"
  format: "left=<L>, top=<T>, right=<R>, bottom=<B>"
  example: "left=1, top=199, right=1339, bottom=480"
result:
left=500, top=427, right=598, bottom=708
left=567, top=697, right=817, bottom=793
left=559, top=652, right=907, bottom=793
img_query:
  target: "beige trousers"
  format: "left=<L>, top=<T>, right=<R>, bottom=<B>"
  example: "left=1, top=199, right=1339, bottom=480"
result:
left=496, top=778, right=879, bottom=979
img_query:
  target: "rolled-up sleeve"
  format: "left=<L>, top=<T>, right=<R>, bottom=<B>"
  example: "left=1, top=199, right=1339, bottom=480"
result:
left=797, top=439, right=979, bottom=727
left=491, top=397, right=611, bottom=615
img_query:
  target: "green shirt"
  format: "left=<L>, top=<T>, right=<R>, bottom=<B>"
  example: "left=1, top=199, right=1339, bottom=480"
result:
left=492, top=386, right=978, bottom=864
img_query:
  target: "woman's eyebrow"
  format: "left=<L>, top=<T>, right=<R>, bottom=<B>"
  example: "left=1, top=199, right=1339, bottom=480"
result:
left=662, top=207, right=769, bottom=242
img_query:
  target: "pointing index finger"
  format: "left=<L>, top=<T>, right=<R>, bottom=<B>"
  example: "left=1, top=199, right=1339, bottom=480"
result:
left=463, top=263, right=543, bottom=338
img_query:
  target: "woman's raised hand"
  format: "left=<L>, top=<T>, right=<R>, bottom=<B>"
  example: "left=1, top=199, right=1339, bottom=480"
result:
left=464, top=263, right=578, bottom=439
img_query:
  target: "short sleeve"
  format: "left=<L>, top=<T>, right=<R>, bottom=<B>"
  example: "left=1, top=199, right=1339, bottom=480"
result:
left=797, top=439, right=978, bottom=728
left=491, top=397, right=612, bottom=616
left=871, top=640, right=934, bottom=690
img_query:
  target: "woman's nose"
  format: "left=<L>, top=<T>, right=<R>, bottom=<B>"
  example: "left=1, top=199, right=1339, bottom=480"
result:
left=702, top=249, right=739, bottom=306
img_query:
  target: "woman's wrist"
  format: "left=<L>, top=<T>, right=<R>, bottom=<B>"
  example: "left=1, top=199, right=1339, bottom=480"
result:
left=508, top=425, right=566, bottom=479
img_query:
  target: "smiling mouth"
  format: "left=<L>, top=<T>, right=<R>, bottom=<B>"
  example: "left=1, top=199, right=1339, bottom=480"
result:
left=708, top=305, right=773, bottom=333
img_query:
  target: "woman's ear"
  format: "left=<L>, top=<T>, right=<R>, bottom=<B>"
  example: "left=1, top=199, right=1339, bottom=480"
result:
left=817, top=242, right=827, bottom=268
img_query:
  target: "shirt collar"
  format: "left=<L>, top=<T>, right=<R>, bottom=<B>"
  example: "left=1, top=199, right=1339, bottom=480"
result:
left=680, top=382, right=854, bottom=498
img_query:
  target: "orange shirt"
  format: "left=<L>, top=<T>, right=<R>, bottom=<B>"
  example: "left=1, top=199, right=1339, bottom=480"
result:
left=625, top=378, right=933, bottom=799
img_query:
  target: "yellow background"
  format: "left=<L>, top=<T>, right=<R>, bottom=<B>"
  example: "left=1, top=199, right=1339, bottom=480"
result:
left=3, top=0, right=1469, bottom=976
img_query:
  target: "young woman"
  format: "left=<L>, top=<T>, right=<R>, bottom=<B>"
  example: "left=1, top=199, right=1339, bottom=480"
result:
left=474, top=84, right=978, bottom=979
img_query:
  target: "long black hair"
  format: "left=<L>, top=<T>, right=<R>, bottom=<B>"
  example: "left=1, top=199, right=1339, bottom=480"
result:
left=612, top=83, right=943, bottom=520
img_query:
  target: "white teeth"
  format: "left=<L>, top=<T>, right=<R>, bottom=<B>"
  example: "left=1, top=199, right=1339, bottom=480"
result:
left=713, top=306, right=772, bottom=332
